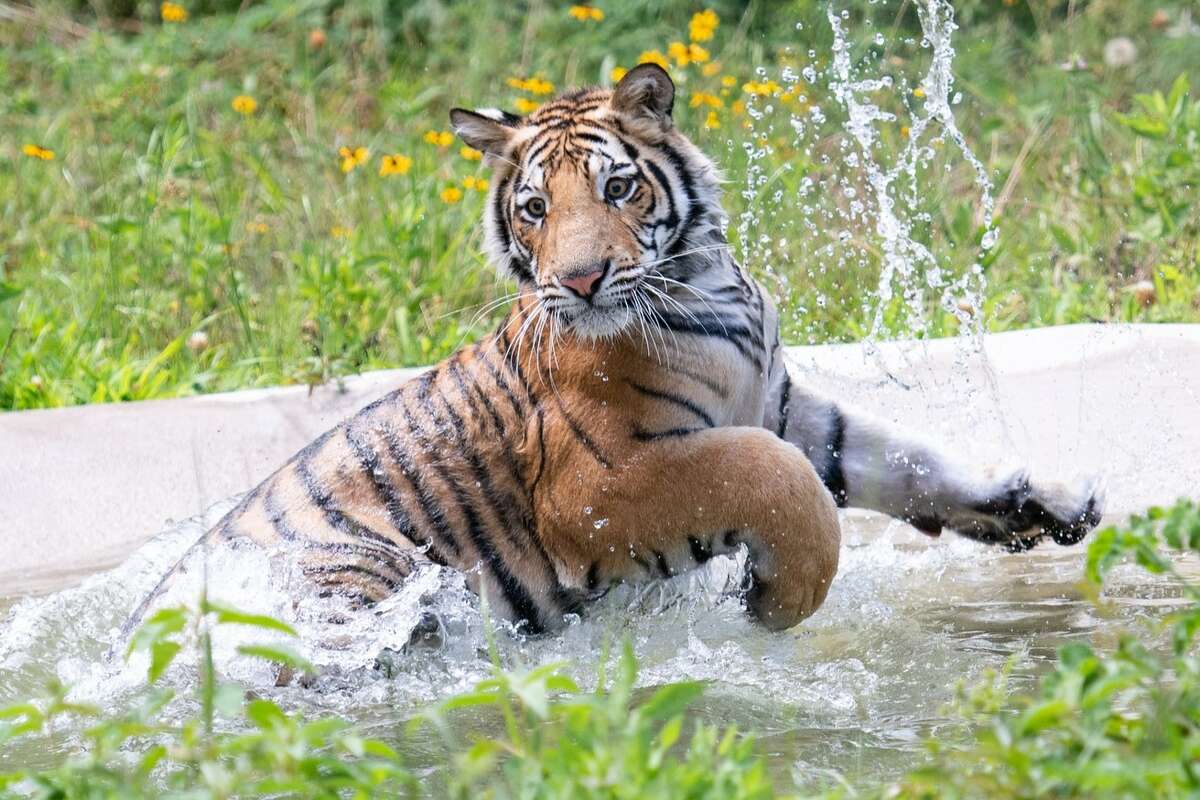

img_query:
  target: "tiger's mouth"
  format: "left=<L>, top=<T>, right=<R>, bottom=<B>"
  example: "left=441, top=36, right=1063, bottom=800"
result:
left=561, top=304, right=636, bottom=340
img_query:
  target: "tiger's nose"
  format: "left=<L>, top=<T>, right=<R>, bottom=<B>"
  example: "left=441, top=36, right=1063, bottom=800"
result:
left=560, top=268, right=605, bottom=298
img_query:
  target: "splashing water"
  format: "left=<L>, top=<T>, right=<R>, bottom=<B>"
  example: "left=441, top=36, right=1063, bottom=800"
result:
left=826, top=0, right=996, bottom=342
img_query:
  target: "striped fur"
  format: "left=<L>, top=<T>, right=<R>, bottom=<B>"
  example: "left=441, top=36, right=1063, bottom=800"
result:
left=125, top=65, right=1102, bottom=639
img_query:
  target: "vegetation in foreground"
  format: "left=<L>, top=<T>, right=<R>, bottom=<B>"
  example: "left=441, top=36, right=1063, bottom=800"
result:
left=2, top=0, right=1200, bottom=410
left=1, top=500, right=1198, bottom=798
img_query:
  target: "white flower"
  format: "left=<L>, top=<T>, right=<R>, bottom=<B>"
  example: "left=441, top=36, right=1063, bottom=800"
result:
left=1103, top=37, right=1138, bottom=68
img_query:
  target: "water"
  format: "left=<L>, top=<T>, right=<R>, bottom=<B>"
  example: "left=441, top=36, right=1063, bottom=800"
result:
left=2, top=0, right=1197, bottom=791
left=1, top=502, right=1194, bottom=788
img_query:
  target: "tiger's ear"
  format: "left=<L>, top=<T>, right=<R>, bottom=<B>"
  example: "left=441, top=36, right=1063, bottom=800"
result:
left=612, top=63, right=675, bottom=124
left=449, top=108, right=520, bottom=158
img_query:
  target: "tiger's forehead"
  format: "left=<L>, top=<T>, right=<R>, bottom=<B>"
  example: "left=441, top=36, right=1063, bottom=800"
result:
left=508, top=89, right=634, bottom=184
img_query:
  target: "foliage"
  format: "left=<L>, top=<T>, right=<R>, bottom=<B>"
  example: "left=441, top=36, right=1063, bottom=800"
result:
left=1, top=502, right=1199, bottom=797
left=0, top=595, right=415, bottom=798
left=418, top=635, right=773, bottom=800
left=881, top=500, right=1200, bottom=800
left=2, top=1, right=1199, bottom=409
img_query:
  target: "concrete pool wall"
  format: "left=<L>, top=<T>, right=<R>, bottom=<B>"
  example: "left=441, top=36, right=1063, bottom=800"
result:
left=2, top=323, right=1198, bottom=597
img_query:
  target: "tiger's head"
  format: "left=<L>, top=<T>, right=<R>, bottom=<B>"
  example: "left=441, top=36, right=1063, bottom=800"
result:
left=450, top=64, right=724, bottom=339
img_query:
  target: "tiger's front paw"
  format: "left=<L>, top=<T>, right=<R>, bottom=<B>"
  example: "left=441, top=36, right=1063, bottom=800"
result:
left=946, top=472, right=1105, bottom=551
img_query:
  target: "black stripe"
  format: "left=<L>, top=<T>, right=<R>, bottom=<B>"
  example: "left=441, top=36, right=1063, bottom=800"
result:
left=688, top=536, right=712, bottom=564
left=775, top=373, right=792, bottom=439
left=475, top=345, right=527, bottom=419
left=653, top=550, right=672, bottom=578
left=552, top=392, right=612, bottom=469
left=295, top=451, right=409, bottom=559
left=651, top=312, right=759, bottom=361
left=262, top=482, right=403, bottom=566
left=382, top=406, right=462, bottom=560
left=628, top=381, right=715, bottom=428
left=658, top=142, right=699, bottom=256
left=632, top=425, right=703, bottom=442
left=530, top=408, right=548, bottom=500
left=343, top=423, right=425, bottom=547
left=642, top=158, right=680, bottom=230
left=822, top=407, right=849, bottom=508
left=303, top=562, right=404, bottom=593
left=404, top=392, right=547, bottom=631
left=660, top=363, right=729, bottom=399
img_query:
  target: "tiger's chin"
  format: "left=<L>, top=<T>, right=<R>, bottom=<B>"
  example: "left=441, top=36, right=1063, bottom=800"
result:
left=562, top=306, right=635, bottom=341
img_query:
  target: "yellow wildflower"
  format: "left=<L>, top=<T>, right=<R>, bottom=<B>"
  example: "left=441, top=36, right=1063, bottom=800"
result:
left=731, top=99, right=746, bottom=115
left=689, top=9, right=719, bottom=42
left=900, top=125, right=911, bottom=139
left=440, top=186, right=463, bottom=204
left=246, top=221, right=269, bottom=234
left=339, top=145, right=369, bottom=172
left=160, top=2, right=187, bottom=22
left=742, top=80, right=781, bottom=96
left=379, top=154, right=412, bottom=177
left=913, top=86, right=926, bottom=99
left=462, top=176, right=478, bottom=190
left=475, top=178, right=489, bottom=192
left=514, top=97, right=540, bottom=114
left=21, top=143, right=55, bottom=161
left=637, top=50, right=670, bottom=71
left=780, top=86, right=802, bottom=104
left=507, top=77, right=554, bottom=95
left=701, top=61, right=721, bottom=77
left=610, top=66, right=628, bottom=83
left=330, top=225, right=352, bottom=238
left=687, top=44, right=710, bottom=64
left=704, top=110, right=720, bottom=129
left=668, top=41, right=691, bottom=67
left=721, top=75, right=737, bottom=87
left=231, top=95, right=257, bottom=115
left=689, top=91, right=722, bottom=109
left=460, top=146, right=483, bottom=161
left=568, top=5, right=604, bottom=21
left=423, top=130, right=454, bottom=147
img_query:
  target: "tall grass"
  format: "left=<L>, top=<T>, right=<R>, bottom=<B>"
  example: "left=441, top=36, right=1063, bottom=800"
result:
left=2, top=0, right=1198, bottom=410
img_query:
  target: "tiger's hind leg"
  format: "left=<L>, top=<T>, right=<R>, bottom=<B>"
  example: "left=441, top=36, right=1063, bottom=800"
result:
left=549, top=427, right=841, bottom=631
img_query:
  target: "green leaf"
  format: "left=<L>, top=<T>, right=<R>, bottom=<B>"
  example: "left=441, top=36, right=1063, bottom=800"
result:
left=1166, top=73, right=1190, bottom=116
left=202, top=600, right=297, bottom=636
left=1115, top=113, right=1167, bottom=139
left=148, top=640, right=181, bottom=683
left=639, top=681, right=705, bottom=723
left=245, top=698, right=287, bottom=730
left=0, top=282, right=20, bottom=303
left=213, top=682, right=244, bottom=718
left=127, top=606, right=187, bottom=659
left=236, top=644, right=315, bottom=674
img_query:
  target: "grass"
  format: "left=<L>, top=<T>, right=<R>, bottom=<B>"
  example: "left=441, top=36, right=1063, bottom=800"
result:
left=1, top=0, right=1199, bottom=411
left=3, top=499, right=1199, bottom=797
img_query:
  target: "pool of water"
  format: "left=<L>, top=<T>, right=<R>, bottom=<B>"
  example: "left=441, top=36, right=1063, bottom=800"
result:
left=1, top=498, right=1191, bottom=790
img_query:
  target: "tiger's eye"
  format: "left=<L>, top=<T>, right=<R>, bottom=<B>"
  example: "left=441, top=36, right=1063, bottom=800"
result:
left=605, top=177, right=631, bottom=201
left=525, top=197, right=546, bottom=217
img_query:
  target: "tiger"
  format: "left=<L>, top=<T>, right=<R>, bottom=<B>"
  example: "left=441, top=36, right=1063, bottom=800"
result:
left=125, top=64, right=1102, bottom=638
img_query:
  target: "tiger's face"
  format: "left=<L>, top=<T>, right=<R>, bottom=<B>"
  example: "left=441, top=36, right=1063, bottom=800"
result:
left=451, top=65, right=722, bottom=339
